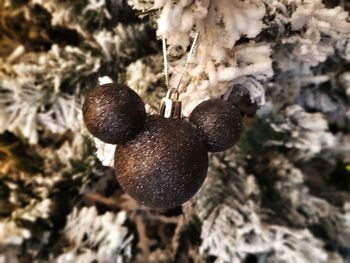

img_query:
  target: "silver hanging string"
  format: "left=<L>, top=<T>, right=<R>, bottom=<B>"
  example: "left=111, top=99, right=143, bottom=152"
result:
left=162, top=32, right=200, bottom=92
left=162, top=36, right=171, bottom=90
left=175, top=32, right=199, bottom=92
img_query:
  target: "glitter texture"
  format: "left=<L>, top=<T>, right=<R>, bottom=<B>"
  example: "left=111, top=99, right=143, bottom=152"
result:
left=83, top=83, right=146, bottom=144
left=114, top=115, right=209, bottom=209
left=189, top=99, right=242, bottom=152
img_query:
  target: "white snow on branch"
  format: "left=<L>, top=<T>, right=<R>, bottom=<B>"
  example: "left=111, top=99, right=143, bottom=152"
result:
left=270, top=105, right=336, bottom=160
left=56, top=206, right=132, bottom=263
left=286, top=0, right=350, bottom=66
left=0, top=45, right=98, bottom=143
left=130, top=0, right=271, bottom=109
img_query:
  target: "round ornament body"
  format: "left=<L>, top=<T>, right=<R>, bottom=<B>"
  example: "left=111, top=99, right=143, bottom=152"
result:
left=114, top=115, right=209, bottom=209
left=82, top=83, right=146, bottom=144
left=189, top=99, right=242, bottom=152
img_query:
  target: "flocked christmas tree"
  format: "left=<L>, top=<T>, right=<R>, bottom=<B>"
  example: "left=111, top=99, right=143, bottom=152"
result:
left=1, top=0, right=350, bottom=262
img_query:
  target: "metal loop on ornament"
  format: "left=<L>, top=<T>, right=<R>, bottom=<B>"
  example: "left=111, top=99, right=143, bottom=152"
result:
left=160, top=32, right=199, bottom=119
left=166, top=89, right=179, bottom=100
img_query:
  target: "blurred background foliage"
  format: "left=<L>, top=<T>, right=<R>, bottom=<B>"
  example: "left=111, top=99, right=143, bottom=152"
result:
left=1, top=0, right=350, bottom=263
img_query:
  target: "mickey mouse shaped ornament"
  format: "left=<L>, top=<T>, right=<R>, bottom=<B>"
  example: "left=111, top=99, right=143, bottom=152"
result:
left=82, top=34, right=244, bottom=209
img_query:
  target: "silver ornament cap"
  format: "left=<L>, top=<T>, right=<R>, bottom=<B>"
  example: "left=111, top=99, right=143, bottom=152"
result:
left=159, top=89, right=182, bottom=119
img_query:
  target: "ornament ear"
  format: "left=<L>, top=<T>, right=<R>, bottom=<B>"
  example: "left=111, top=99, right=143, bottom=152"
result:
left=82, top=83, right=146, bottom=144
left=189, top=99, right=242, bottom=152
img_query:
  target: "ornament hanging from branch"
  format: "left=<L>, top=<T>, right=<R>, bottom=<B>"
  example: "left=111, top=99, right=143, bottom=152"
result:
left=82, top=29, right=256, bottom=208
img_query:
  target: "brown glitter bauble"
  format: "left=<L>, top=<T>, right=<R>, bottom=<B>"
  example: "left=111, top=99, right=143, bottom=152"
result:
left=189, top=99, right=242, bottom=152
left=82, top=83, right=146, bottom=144
left=114, top=115, right=208, bottom=209
left=226, top=85, right=258, bottom=117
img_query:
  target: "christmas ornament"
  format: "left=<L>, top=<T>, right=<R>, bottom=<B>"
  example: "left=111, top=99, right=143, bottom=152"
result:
left=83, top=32, right=248, bottom=209
left=114, top=114, right=208, bottom=208
left=82, top=82, right=146, bottom=144
left=226, top=85, right=258, bottom=117
left=113, top=33, right=209, bottom=209
left=189, top=99, right=242, bottom=152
